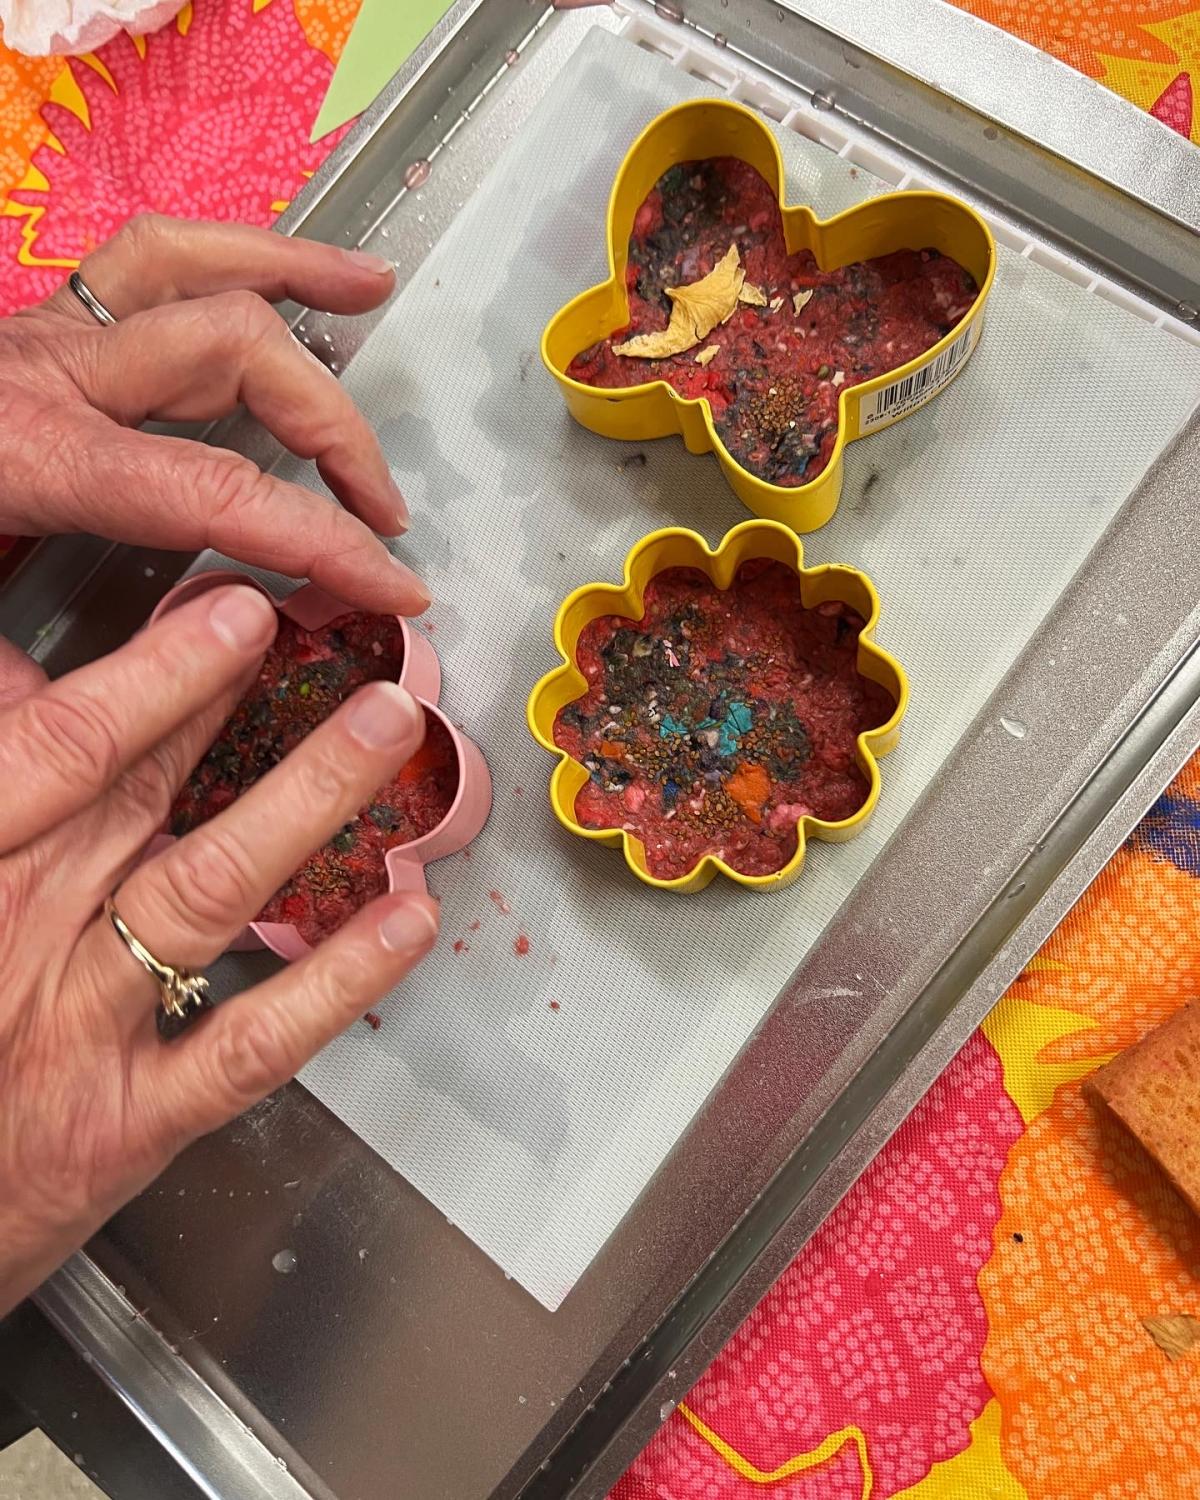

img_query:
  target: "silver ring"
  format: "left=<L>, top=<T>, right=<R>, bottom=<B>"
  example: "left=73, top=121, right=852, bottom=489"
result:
left=68, top=269, right=117, bottom=326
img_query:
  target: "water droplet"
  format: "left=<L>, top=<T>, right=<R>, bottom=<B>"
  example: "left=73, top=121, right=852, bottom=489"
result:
left=999, top=716, right=1026, bottom=739
left=404, top=159, right=431, bottom=190
left=505, top=48, right=520, bottom=66
left=812, top=90, right=835, bottom=111
left=659, top=1400, right=676, bottom=1421
left=518, top=1394, right=527, bottom=1405
left=713, top=31, right=727, bottom=45
left=144, top=566, right=156, bottom=579
left=540, top=1459, right=551, bottom=1472
left=1178, top=301, right=1198, bottom=322
left=1006, top=881, right=1027, bottom=899
left=272, top=1248, right=298, bottom=1275
left=655, top=0, right=684, bottom=20
left=417, top=213, right=426, bottom=224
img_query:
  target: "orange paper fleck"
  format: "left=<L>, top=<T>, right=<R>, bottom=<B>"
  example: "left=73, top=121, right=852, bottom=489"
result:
left=725, top=763, right=770, bottom=824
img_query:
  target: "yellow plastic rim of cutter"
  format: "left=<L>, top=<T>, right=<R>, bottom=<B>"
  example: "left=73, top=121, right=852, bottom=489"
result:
left=527, top=519, right=909, bottom=893
left=541, top=97, right=996, bottom=532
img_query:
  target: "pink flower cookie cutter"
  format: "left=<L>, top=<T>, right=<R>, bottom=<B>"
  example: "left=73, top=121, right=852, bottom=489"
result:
left=147, top=569, right=492, bottom=961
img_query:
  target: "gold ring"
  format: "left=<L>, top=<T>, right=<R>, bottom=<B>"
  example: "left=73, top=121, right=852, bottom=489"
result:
left=105, top=896, right=210, bottom=1022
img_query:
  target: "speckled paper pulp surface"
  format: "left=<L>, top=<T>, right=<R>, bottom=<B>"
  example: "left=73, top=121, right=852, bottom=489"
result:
left=205, top=30, right=1200, bottom=1309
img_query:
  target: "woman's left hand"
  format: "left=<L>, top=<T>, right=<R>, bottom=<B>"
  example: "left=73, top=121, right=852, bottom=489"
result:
left=0, top=215, right=427, bottom=616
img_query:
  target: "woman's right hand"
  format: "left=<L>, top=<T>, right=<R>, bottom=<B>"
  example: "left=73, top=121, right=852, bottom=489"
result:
left=0, top=583, right=439, bottom=1318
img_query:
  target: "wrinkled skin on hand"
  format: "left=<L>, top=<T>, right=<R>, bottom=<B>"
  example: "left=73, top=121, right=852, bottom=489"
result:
left=0, top=217, right=441, bottom=1315
left=1, top=213, right=428, bottom=616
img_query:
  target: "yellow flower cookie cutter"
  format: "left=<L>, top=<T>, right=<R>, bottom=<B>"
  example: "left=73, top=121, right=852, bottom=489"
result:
left=526, top=519, right=909, bottom=893
left=541, top=98, right=996, bottom=532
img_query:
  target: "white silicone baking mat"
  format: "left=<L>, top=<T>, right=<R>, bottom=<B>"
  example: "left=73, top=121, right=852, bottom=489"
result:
left=204, top=28, right=1200, bottom=1309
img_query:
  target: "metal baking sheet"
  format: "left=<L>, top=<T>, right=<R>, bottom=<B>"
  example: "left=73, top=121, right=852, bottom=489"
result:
left=185, top=24, right=1200, bottom=1316
left=16, top=1, right=1200, bottom=1497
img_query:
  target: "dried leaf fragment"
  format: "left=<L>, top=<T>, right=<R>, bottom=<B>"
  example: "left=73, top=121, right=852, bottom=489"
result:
left=1143, top=1314, right=1200, bottom=1361
left=614, top=244, right=744, bottom=359
left=793, top=289, right=814, bottom=315
left=738, top=282, right=769, bottom=307
left=769, top=295, right=785, bottom=311
left=694, top=345, right=720, bottom=366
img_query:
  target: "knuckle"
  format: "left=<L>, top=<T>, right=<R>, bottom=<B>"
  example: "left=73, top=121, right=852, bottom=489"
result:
left=210, top=289, right=281, bottom=351
left=308, top=940, right=375, bottom=1016
left=314, top=500, right=370, bottom=563
left=152, top=827, right=259, bottom=936
left=108, top=746, right=179, bottom=833
left=294, top=747, right=358, bottom=812
left=194, top=450, right=270, bottom=528
left=211, top=1010, right=292, bottom=1107
left=119, top=210, right=168, bottom=254
left=19, top=692, right=122, bottom=798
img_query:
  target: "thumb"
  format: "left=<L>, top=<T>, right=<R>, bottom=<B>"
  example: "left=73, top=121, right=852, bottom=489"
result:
left=0, top=637, right=48, bottom=709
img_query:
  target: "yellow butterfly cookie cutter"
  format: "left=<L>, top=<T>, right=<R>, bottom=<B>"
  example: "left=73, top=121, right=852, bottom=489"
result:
left=541, top=97, right=996, bottom=532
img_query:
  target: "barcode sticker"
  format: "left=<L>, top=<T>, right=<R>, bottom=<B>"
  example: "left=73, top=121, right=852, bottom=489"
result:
left=858, top=318, right=981, bottom=433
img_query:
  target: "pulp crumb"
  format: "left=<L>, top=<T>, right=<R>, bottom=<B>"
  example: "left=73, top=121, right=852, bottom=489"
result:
left=514, top=934, right=530, bottom=957
left=363, top=1012, right=383, bottom=1031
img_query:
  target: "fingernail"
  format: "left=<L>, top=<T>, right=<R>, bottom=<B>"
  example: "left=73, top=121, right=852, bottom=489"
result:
left=347, top=682, right=423, bottom=750
left=380, top=897, right=439, bottom=953
left=343, top=248, right=394, bottom=276
left=209, top=586, right=276, bottom=651
left=392, top=554, right=432, bottom=610
left=389, top=477, right=410, bottom=534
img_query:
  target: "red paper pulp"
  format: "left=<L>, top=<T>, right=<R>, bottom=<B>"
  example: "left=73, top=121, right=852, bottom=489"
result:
left=553, top=559, right=896, bottom=881
left=170, top=611, right=458, bottom=946
left=567, top=157, right=977, bottom=487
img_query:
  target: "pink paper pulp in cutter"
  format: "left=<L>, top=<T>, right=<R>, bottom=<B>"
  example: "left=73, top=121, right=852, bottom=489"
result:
left=147, top=570, right=492, bottom=961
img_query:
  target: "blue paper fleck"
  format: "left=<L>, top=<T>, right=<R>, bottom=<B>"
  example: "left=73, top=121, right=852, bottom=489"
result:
left=659, top=713, right=690, bottom=740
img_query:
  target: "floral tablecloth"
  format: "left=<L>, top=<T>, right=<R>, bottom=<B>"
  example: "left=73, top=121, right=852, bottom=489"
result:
left=0, top=5, right=1197, bottom=1497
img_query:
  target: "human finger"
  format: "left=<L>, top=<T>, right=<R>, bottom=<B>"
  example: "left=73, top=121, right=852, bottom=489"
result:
left=0, top=585, right=276, bottom=855
left=160, top=892, right=438, bottom=1136
left=71, top=291, right=405, bottom=536
left=0, top=637, right=47, bottom=709
left=33, top=418, right=428, bottom=617
left=86, top=681, right=426, bottom=996
left=42, top=215, right=395, bottom=324
left=70, top=656, right=268, bottom=911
